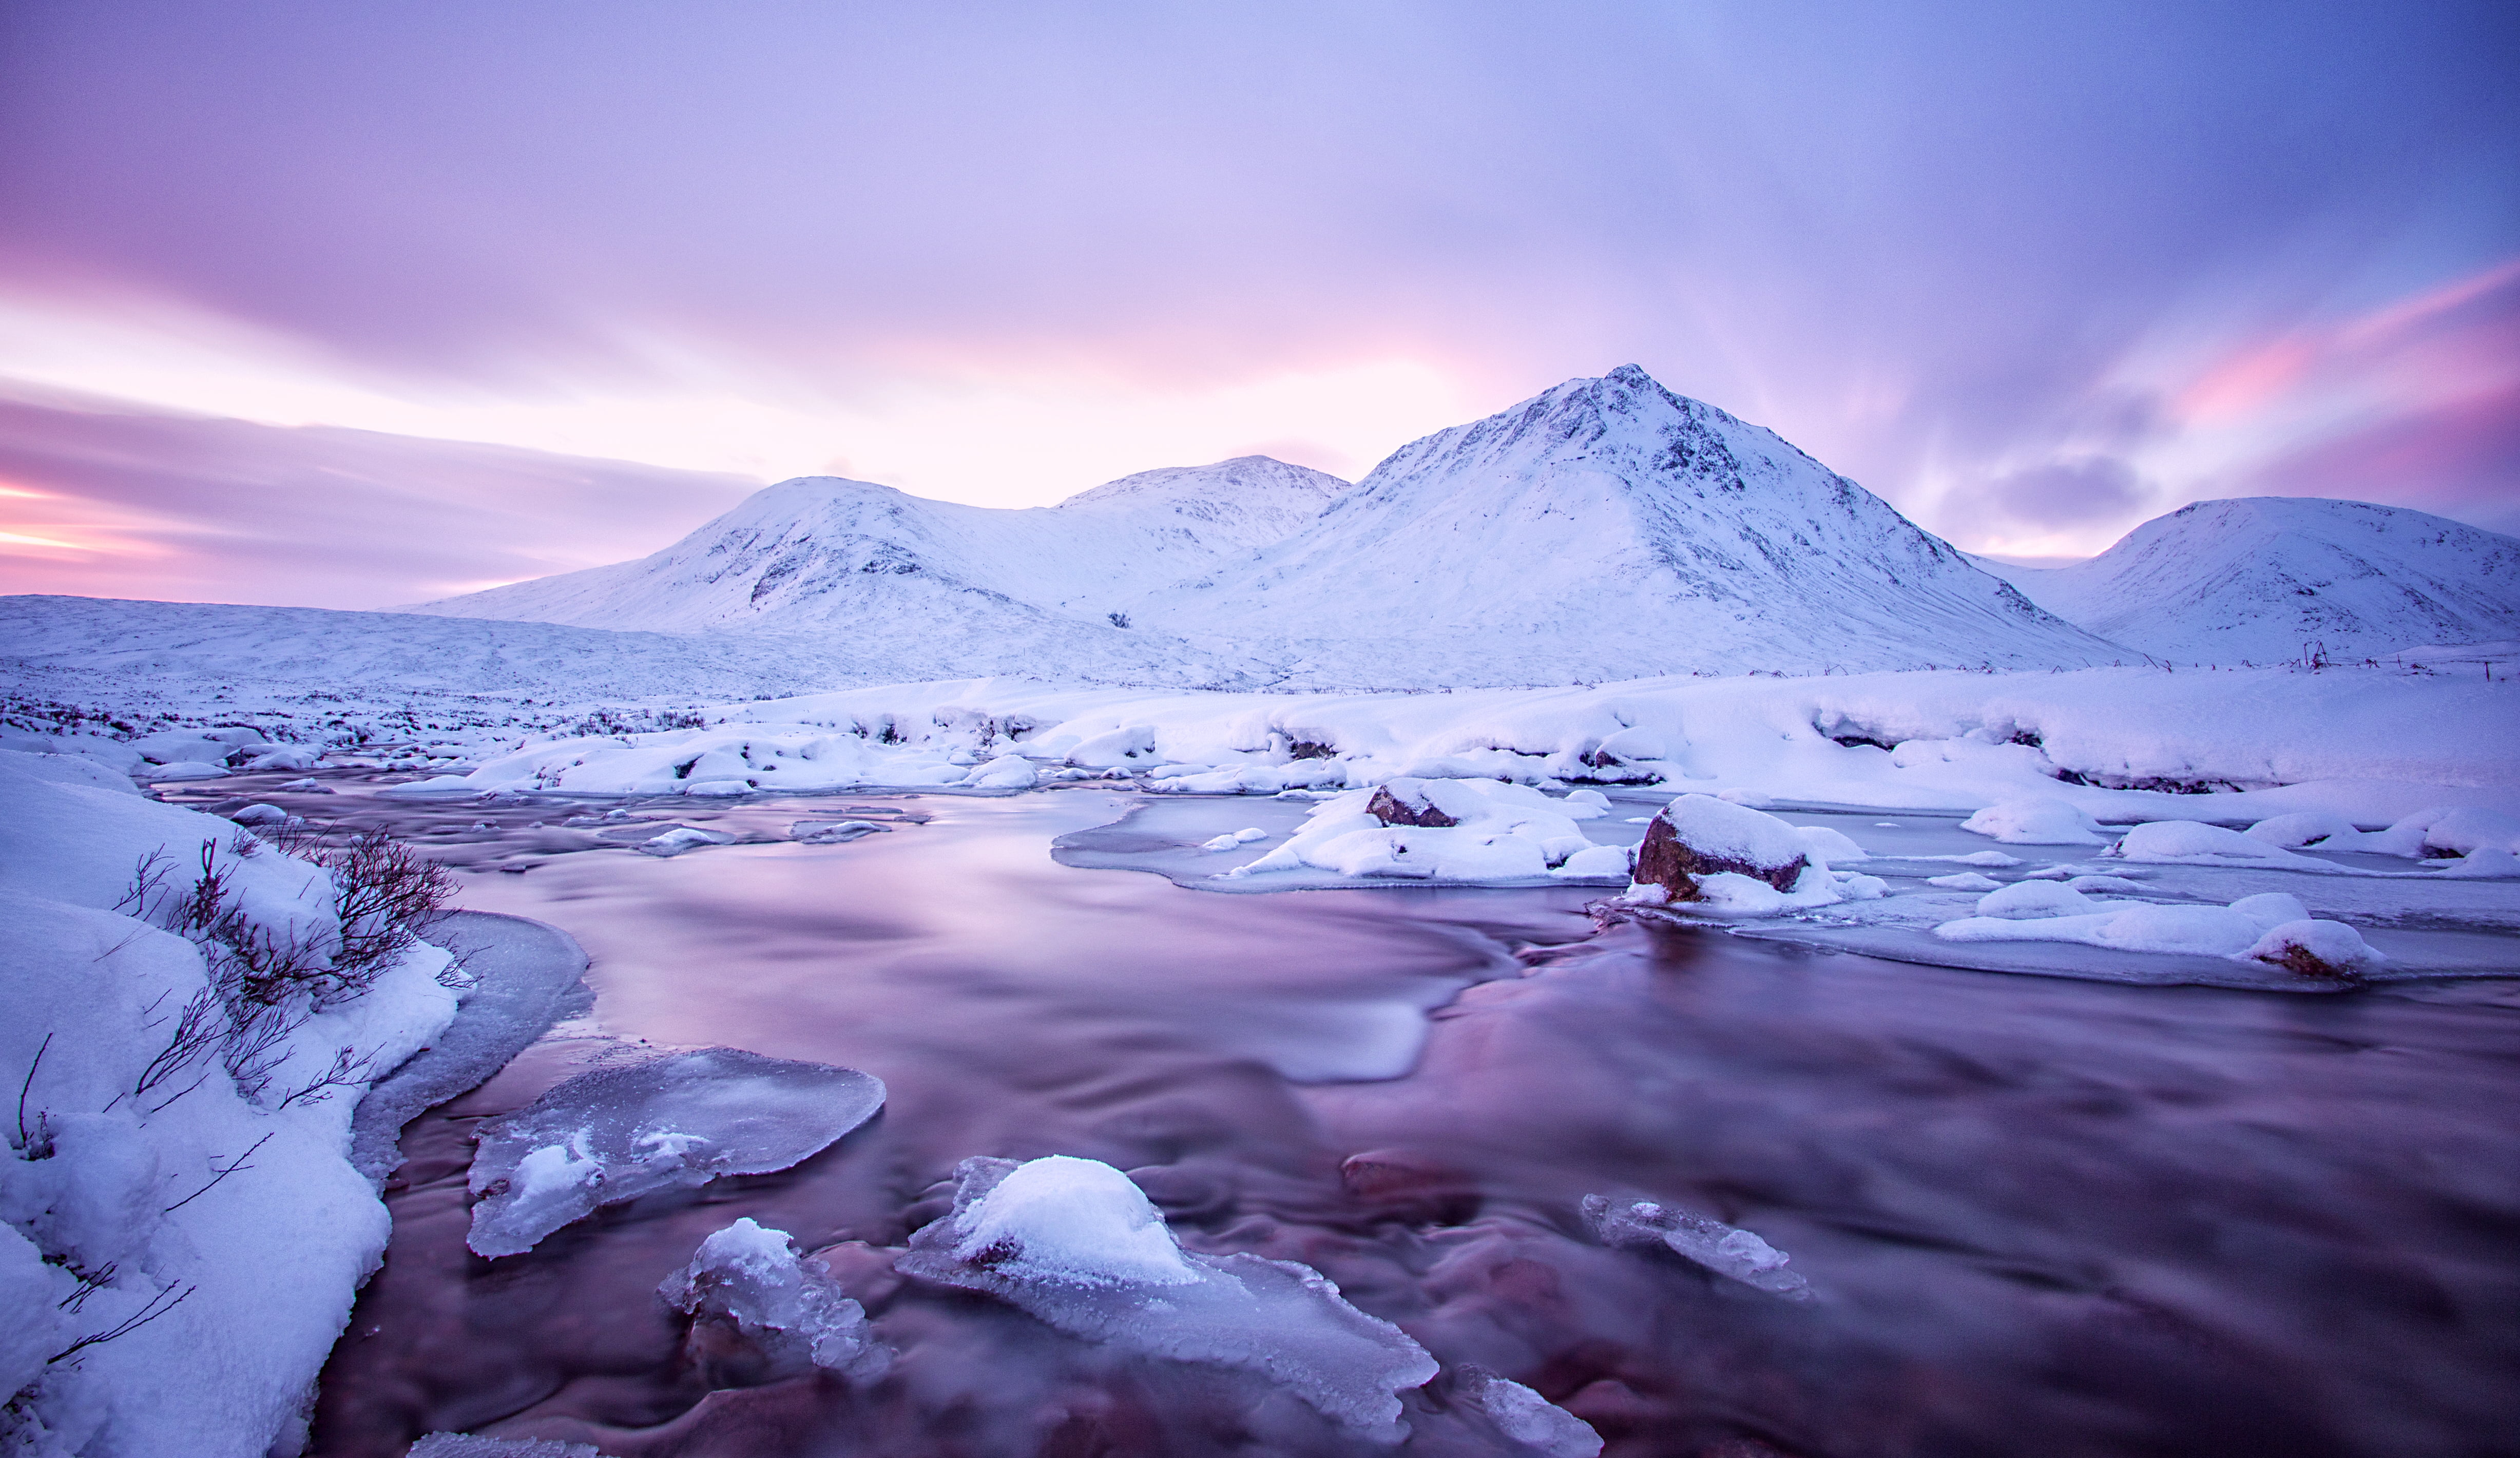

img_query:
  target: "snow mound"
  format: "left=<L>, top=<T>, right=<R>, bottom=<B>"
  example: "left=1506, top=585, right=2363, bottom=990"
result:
left=1961, top=798, right=2104, bottom=845
left=1227, top=778, right=1596, bottom=884
left=466, top=1048, right=884, bottom=1258
left=639, top=827, right=735, bottom=856
left=658, top=1217, right=889, bottom=1380
left=2110, top=821, right=2333, bottom=869
left=1974, top=881, right=2103, bottom=919
left=1937, top=890, right=2380, bottom=975
left=896, top=1155, right=1438, bottom=1439
left=1928, top=872, right=2005, bottom=891
left=1452, top=1367, right=1604, bottom=1458
left=1582, top=1195, right=1812, bottom=1300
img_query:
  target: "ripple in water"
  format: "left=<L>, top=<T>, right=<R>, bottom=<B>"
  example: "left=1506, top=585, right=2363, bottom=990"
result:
left=311, top=791, right=2520, bottom=1457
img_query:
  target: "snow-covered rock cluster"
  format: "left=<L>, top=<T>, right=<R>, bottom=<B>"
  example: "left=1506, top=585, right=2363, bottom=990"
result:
left=1934, top=887, right=2384, bottom=978
left=403, top=662, right=2515, bottom=840
left=466, top=1048, right=884, bottom=1258
left=1223, top=778, right=1622, bottom=882
left=0, top=750, right=461, bottom=1457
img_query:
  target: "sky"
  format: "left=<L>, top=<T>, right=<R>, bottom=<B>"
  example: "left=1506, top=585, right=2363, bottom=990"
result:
left=1, top=0, right=2513, bottom=606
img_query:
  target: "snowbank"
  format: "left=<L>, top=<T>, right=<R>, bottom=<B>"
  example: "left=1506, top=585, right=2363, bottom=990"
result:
left=409, top=665, right=2512, bottom=835
left=0, top=752, right=461, bottom=1457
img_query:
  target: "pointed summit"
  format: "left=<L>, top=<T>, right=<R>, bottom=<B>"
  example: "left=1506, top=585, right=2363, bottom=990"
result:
left=1126, top=368, right=2121, bottom=684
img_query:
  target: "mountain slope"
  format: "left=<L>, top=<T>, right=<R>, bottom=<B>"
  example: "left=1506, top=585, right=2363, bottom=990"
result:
left=1125, top=366, right=2123, bottom=685
left=411, top=455, right=1346, bottom=633
left=1979, top=498, right=2520, bottom=662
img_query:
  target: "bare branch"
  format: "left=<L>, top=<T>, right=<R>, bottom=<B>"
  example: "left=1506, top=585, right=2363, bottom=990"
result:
left=161, top=1131, right=275, bottom=1214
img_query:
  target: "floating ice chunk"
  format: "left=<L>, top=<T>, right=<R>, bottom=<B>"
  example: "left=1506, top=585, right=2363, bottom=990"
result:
left=2245, top=919, right=2384, bottom=977
left=1582, top=1195, right=1811, bottom=1300
left=467, top=1048, right=884, bottom=1258
left=276, top=777, right=332, bottom=793
left=2066, top=874, right=2148, bottom=894
left=793, top=820, right=889, bottom=843
left=1947, top=850, right=2023, bottom=867
left=409, top=1436, right=604, bottom=1457
left=2111, top=821, right=2330, bottom=869
left=640, top=826, right=735, bottom=856
left=229, top=802, right=290, bottom=825
left=1960, top=798, right=2104, bottom=845
left=1452, top=1367, right=1604, bottom=1458
left=897, top=1156, right=1438, bottom=1438
left=1552, top=843, right=1631, bottom=878
left=1927, top=872, right=2003, bottom=891
left=1234, top=827, right=1267, bottom=842
left=1201, top=833, right=1243, bottom=851
left=659, top=1218, right=890, bottom=1380
left=1974, top=880, right=2098, bottom=919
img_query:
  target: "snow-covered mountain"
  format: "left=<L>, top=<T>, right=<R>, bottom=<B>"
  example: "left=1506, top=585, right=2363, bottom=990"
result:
left=1978, top=497, right=2520, bottom=663
left=411, top=455, right=1346, bottom=635
left=1125, top=366, right=2120, bottom=684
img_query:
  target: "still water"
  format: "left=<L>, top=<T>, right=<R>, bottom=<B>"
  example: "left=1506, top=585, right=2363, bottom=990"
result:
left=306, top=789, right=2519, bottom=1457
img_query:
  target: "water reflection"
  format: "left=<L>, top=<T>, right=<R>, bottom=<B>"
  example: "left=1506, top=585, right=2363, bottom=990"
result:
left=310, top=791, right=2519, bottom=1457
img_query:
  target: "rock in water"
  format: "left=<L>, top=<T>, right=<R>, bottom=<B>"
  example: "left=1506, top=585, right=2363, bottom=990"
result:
left=1584, top=1195, right=1813, bottom=1300
left=659, top=1217, right=890, bottom=1380
left=896, top=1155, right=1438, bottom=1441
left=467, top=1048, right=884, bottom=1258
left=1629, top=794, right=1809, bottom=900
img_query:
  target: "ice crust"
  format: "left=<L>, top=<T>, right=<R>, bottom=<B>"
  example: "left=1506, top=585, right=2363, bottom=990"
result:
left=1583, top=1195, right=1812, bottom=1300
left=408, top=1437, right=604, bottom=1457
left=467, top=1048, right=884, bottom=1258
left=896, top=1155, right=1439, bottom=1439
left=1453, top=1367, right=1605, bottom=1457
left=659, top=1217, right=890, bottom=1379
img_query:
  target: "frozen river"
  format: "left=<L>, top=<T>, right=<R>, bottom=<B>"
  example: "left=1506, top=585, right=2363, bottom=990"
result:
left=280, top=787, right=2518, bottom=1457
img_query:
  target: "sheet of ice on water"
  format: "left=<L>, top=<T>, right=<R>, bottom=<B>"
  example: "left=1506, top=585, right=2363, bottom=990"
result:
left=408, top=1436, right=603, bottom=1457
left=659, top=1217, right=890, bottom=1380
left=895, top=1155, right=1439, bottom=1441
left=1452, top=1367, right=1605, bottom=1457
left=467, top=1048, right=885, bottom=1258
left=1583, top=1195, right=1813, bottom=1300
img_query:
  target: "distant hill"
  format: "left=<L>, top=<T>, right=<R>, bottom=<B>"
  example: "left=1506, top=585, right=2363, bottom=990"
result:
left=1977, top=497, right=2520, bottom=663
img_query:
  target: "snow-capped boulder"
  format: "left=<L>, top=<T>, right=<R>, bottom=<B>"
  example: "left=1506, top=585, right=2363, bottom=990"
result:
left=2245, top=919, right=2384, bottom=978
left=1628, top=794, right=1810, bottom=901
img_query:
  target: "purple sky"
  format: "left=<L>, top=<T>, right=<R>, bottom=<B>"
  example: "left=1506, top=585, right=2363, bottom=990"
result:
left=1, top=1, right=2513, bottom=606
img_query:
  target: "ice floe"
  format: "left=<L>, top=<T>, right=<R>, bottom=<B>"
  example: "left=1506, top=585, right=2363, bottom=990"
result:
left=1583, top=1195, right=1812, bottom=1300
left=659, top=1217, right=890, bottom=1380
left=1450, top=1366, right=1604, bottom=1457
left=1936, top=889, right=2383, bottom=976
left=467, top=1048, right=884, bottom=1258
left=895, top=1155, right=1439, bottom=1440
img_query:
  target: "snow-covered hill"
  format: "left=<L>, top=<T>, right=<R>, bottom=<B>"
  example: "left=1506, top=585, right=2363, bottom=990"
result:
left=410, top=455, right=1345, bottom=635
left=1978, top=498, right=2520, bottom=664
left=1126, top=366, right=2121, bottom=684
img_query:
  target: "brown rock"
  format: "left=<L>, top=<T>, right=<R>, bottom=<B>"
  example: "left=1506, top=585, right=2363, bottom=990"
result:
left=1631, top=812, right=1806, bottom=900
left=1367, top=785, right=1459, bottom=828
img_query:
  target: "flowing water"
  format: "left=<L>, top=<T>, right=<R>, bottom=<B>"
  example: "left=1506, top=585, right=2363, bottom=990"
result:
left=288, top=788, right=2519, bottom=1458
